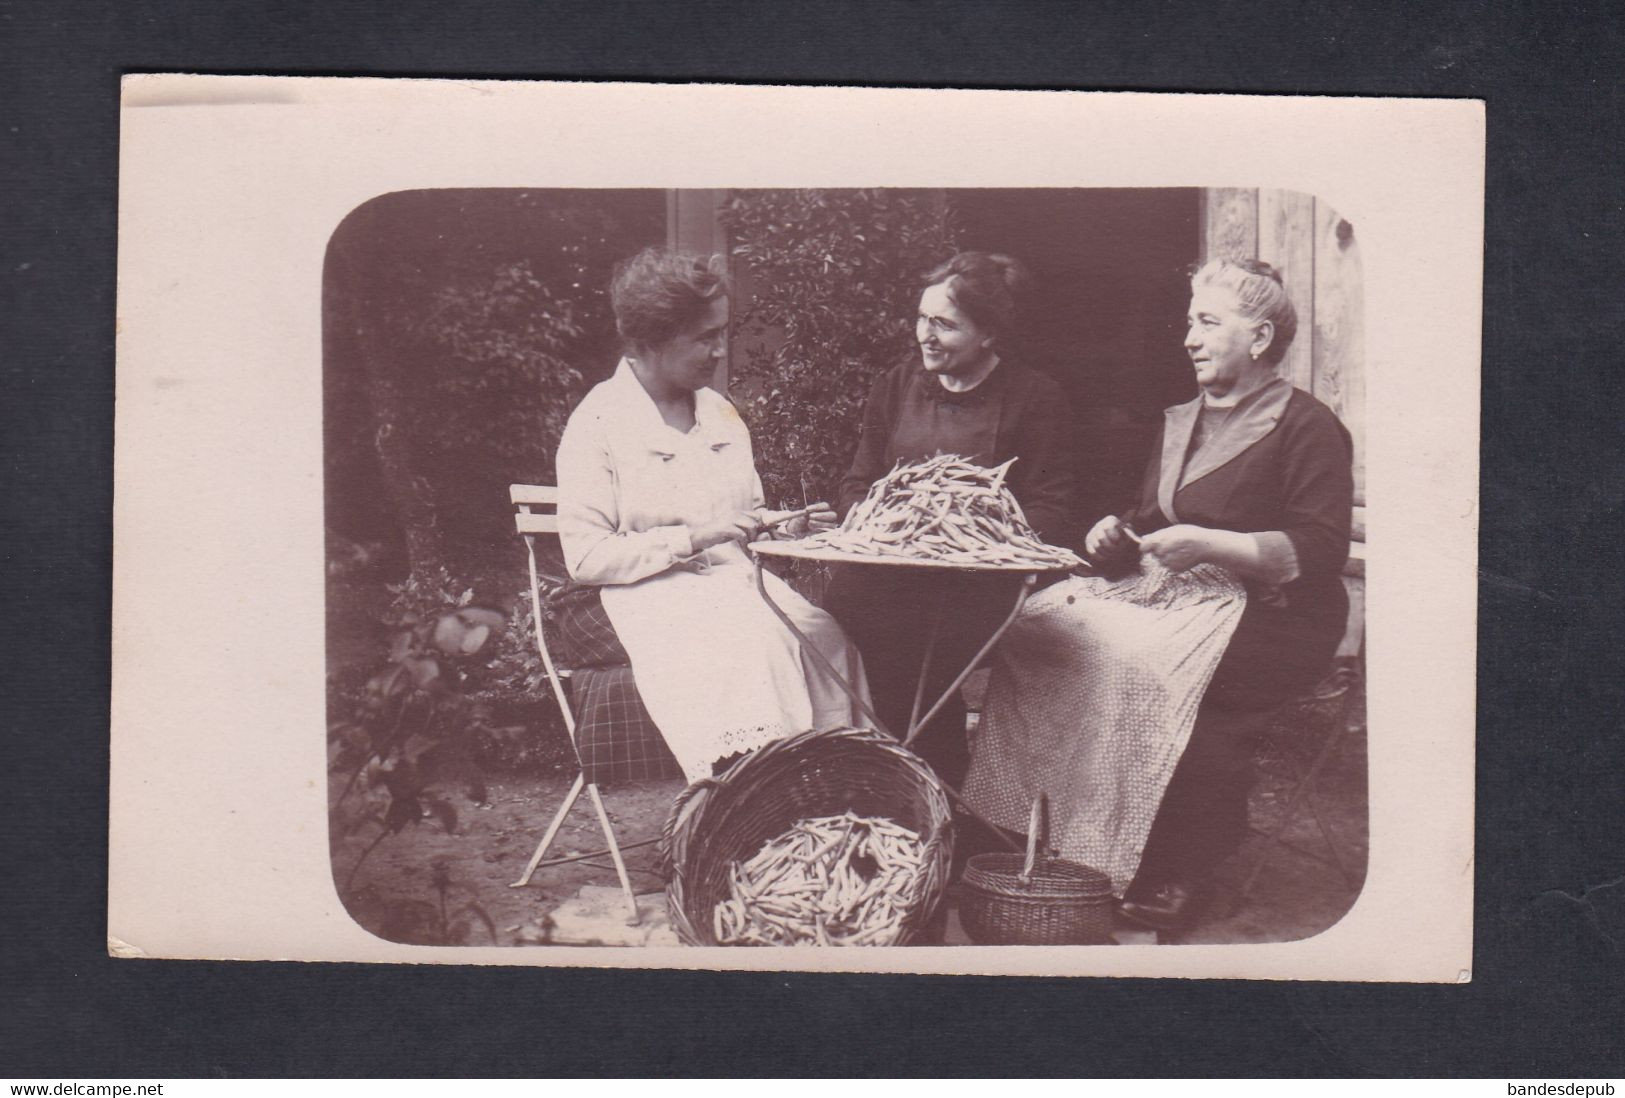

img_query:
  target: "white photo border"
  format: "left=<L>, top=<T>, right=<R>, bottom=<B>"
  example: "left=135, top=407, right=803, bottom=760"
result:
left=111, top=77, right=1481, bottom=980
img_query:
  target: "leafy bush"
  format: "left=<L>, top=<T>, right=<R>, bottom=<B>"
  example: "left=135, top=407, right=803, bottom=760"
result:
left=413, top=260, right=589, bottom=566
left=387, top=565, right=571, bottom=774
left=473, top=582, right=578, bottom=775
left=721, top=189, right=959, bottom=509
left=326, top=189, right=661, bottom=585
left=327, top=568, right=579, bottom=896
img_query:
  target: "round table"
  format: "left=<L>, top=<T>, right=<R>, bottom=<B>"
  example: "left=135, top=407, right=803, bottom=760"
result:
left=747, top=540, right=1081, bottom=845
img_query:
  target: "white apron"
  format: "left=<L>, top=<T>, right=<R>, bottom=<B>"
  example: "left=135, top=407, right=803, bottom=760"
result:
left=963, top=560, right=1246, bottom=894
left=557, top=361, right=873, bottom=782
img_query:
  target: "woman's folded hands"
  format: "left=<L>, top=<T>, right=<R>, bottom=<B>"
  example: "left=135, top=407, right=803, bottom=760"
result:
left=1137, top=524, right=1223, bottom=572
left=1129, top=522, right=1286, bottom=582
left=1088, top=515, right=1282, bottom=580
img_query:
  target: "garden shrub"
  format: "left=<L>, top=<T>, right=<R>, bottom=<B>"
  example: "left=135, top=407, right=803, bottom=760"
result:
left=721, top=189, right=959, bottom=509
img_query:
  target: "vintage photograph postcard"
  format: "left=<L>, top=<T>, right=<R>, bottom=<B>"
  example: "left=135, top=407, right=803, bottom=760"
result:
left=111, top=77, right=1481, bottom=979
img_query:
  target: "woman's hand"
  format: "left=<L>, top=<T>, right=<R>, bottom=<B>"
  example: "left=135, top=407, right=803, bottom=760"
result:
left=690, top=510, right=763, bottom=552
left=1137, top=524, right=1217, bottom=573
left=1085, top=514, right=1134, bottom=559
left=782, top=502, right=839, bottom=538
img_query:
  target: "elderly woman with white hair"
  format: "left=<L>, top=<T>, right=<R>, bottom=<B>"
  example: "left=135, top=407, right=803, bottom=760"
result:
left=965, top=258, right=1354, bottom=931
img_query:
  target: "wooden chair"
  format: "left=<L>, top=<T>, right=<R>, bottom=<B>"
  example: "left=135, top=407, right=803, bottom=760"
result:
left=505, top=484, right=640, bottom=922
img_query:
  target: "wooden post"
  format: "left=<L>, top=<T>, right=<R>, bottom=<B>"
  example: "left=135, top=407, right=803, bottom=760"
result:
left=1312, top=201, right=1366, bottom=509
left=1258, top=189, right=1316, bottom=391
left=1201, top=187, right=1259, bottom=261
left=667, top=189, right=732, bottom=389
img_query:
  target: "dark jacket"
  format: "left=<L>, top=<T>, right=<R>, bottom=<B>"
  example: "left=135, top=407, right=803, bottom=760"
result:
left=836, top=357, right=1078, bottom=548
left=1124, top=379, right=1355, bottom=708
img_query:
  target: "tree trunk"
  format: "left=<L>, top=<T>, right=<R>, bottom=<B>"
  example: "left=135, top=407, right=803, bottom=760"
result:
left=334, top=239, right=447, bottom=580
left=360, top=353, right=445, bottom=579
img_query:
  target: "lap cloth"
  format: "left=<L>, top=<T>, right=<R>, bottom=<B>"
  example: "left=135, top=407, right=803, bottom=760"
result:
left=545, top=581, right=631, bottom=669
left=569, top=666, right=682, bottom=784
left=962, top=560, right=1247, bottom=895
left=599, top=551, right=871, bottom=784
left=546, top=567, right=869, bottom=785
left=545, top=583, right=680, bottom=785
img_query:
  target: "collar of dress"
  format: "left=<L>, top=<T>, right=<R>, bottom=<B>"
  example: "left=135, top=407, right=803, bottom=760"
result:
left=608, top=358, right=738, bottom=459
left=914, top=357, right=1010, bottom=406
left=1156, top=376, right=1293, bottom=524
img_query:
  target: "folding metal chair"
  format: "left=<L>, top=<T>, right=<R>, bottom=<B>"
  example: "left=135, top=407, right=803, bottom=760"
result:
left=505, top=484, right=641, bottom=922
left=1238, top=578, right=1367, bottom=901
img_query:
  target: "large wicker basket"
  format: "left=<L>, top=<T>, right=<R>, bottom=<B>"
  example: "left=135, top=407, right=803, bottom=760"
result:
left=662, top=726, right=954, bottom=947
left=957, top=795, right=1116, bottom=945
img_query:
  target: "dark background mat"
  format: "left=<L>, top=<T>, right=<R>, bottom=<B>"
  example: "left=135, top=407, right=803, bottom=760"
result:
left=4, top=0, right=1622, bottom=1078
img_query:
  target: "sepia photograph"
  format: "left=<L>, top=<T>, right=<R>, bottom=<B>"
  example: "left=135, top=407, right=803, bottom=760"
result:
left=110, top=78, right=1479, bottom=979
left=322, top=185, right=1368, bottom=950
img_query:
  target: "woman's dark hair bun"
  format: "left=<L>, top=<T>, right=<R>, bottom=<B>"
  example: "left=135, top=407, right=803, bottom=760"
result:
left=922, top=250, right=1027, bottom=335
left=988, top=252, right=1029, bottom=294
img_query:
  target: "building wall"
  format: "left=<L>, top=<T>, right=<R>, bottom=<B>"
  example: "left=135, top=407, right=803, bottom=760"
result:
left=1203, top=187, right=1367, bottom=654
left=668, top=188, right=733, bottom=387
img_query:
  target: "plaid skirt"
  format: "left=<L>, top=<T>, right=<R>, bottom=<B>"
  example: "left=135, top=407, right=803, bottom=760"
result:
left=568, top=666, right=682, bottom=784
left=547, top=583, right=681, bottom=785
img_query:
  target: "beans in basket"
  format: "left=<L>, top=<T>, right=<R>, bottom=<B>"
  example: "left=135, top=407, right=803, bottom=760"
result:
left=713, top=812, right=926, bottom=946
left=797, top=453, right=1082, bottom=569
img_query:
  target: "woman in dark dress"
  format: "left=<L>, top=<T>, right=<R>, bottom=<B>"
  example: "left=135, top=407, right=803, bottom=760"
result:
left=1100, top=257, right=1354, bottom=927
left=824, top=251, right=1077, bottom=788
left=966, top=258, right=1353, bottom=928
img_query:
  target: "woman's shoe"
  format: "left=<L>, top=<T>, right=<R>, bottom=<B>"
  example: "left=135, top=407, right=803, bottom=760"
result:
left=1118, top=881, right=1202, bottom=931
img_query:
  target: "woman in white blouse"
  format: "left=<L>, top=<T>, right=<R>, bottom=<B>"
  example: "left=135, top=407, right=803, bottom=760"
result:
left=555, top=248, right=874, bottom=783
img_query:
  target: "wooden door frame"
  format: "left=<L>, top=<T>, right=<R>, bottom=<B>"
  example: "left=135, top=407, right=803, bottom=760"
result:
left=667, top=189, right=732, bottom=389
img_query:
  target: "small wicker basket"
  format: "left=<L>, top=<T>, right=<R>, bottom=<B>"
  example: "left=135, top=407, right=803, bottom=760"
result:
left=661, top=726, right=954, bottom=947
left=957, top=795, right=1116, bottom=945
